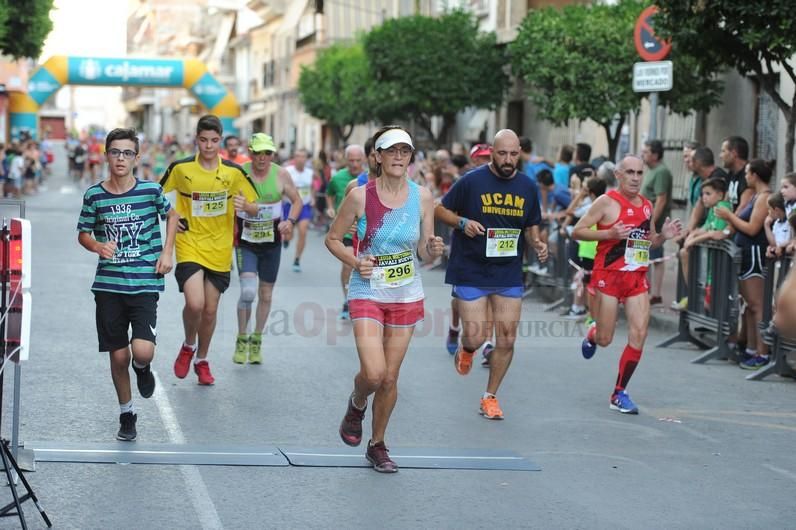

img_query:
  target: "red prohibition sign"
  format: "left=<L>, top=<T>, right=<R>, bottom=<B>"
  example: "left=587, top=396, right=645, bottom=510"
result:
left=634, top=5, right=671, bottom=61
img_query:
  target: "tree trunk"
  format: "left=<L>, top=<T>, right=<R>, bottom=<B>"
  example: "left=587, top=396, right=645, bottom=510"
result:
left=786, top=113, right=795, bottom=174
left=334, top=124, right=354, bottom=145
left=602, top=114, right=625, bottom=162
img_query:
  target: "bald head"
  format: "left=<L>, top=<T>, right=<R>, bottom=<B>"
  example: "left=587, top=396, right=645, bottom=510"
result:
left=615, top=155, right=644, bottom=195
left=491, top=130, right=521, bottom=178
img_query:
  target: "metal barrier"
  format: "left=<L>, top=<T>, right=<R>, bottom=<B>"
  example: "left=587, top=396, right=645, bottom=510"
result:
left=523, top=227, right=572, bottom=311
left=657, top=240, right=741, bottom=363
left=746, top=255, right=796, bottom=381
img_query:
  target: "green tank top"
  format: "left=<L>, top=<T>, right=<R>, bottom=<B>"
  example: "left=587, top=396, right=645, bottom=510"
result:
left=243, top=161, right=281, bottom=203
left=578, top=226, right=598, bottom=260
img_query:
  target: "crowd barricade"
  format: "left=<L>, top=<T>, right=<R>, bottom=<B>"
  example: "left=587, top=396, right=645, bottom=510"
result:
left=746, top=254, right=796, bottom=381
left=657, top=240, right=741, bottom=363
left=523, top=227, right=572, bottom=311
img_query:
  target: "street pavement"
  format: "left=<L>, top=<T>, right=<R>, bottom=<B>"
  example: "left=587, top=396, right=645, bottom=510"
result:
left=2, top=151, right=795, bottom=529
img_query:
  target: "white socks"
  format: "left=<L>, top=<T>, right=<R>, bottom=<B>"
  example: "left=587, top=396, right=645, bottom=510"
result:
left=119, top=400, right=134, bottom=415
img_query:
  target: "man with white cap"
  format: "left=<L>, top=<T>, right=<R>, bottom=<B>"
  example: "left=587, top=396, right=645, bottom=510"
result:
left=435, top=129, right=547, bottom=420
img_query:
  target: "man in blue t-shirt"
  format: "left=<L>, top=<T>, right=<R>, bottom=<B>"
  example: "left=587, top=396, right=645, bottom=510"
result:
left=435, top=129, right=547, bottom=421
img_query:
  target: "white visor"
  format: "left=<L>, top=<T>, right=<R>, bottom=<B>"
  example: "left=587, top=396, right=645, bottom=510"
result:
left=375, top=129, right=414, bottom=151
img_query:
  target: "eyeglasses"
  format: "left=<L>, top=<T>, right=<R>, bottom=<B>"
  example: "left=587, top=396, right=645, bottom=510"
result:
left=382, top=147, right=413, bottom=157
left=107, top=148, right=137, bottom=160
left=252, top=150, right=274, bottom=156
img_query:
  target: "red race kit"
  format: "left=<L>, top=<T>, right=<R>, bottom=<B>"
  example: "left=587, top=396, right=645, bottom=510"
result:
left=589, top=190, right=654, bottom=302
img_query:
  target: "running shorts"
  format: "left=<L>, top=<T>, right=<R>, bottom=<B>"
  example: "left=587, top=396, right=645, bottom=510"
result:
left=739, top=245, right=765, bottom=280
left=94, top=291, right=158, bottom=352
left=175, top=262, right=231, bottom=294
left=451, top=285, right=524, bottom=302
left=235, top=244, right=281, bottom=283
left=589, top=269, right=649, bottom=302
left=349, top=299, right=424, bottom=327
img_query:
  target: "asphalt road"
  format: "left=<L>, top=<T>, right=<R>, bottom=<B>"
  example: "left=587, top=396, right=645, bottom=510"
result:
left=2, top=154, right=795, bottom=529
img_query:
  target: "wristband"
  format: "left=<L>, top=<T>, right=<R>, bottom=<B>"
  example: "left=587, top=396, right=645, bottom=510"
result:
left=288, top=217, right=297, bottom=226
left=458, top=217, right=469, bottom=231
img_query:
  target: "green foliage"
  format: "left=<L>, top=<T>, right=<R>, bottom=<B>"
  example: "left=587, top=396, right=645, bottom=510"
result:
left=510, top=0, right=722, bottom=156
left=298, top=42, right=377, bottom=142
left=0, top=0, right=54, bottom=59
left=363, top=10, right=509, bottom=145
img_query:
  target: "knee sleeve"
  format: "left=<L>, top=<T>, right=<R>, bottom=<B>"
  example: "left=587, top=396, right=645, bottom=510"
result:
left=237, top=276, right=258, bottom=309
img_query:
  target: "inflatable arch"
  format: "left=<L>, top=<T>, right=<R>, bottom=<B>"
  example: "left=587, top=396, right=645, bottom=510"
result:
left=9, top=55, right=239, bottom=139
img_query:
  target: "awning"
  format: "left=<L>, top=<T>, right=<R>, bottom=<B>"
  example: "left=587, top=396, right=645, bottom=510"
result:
left=465, top=109, right=492, bottom=140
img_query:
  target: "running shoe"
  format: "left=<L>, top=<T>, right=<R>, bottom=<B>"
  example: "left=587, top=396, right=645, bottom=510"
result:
left=610, top=390, right=639, bottom=414
left=132, top=363, right=155, bottom=399
left=737, top=350, right=755, bottom=365
left=248, top=333, right=262, bottom=364
left=671, top=297, right=688, bottom=311
left=454, top=347, right=474, bottom=375
left=581, top=337, right=597, bottom=360
left=740, top=354, right=770, bottom=370
left=340, top=302, right=350, bottom=320
left=194, top=361, right=215, bottom=385
left=564, top=307, right=587, bottom=320
left=282, top=240, right=289, bottom=249
left=481, top=342, right=494, bottom=367
left=117, top=412, right=137, bottom=441
left=339, top=394, right=366, bottom=447
left=366, top=441, right=398, bottom=473
left=174, top=344, right=195, bottom=379
left=446, top=328, right=460, bottom=355
left=232, top=335, right=248, bottom=364
left=293, top=259, right=301, bottom=272
left=479, top=395, right=504, bottom=420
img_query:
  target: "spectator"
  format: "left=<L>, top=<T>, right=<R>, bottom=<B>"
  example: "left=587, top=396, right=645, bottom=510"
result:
left=641, top=139, right=673, bottom=305
left=764, top=192, right=790, bottom=257
left=682, top=141, right=701, bottom=232
left=519, top=136, right=552, bottom=178
left=569, top=142, right=593, bottom=177
left=597, top=161, right=617, bottom=190
left=553, top=145, right=574, bottom=188
left=715, top=159, right=773, bottom=369
left=719, top=136, right=753, bottom=213
left=689, top=147, right=728, bottom=233
left=450, top=154, right=470, bottom=177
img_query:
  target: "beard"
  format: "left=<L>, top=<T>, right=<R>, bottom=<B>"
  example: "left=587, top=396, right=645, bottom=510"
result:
left=494, top=161, right=516, bottom=179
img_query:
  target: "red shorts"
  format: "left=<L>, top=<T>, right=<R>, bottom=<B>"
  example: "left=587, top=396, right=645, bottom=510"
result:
left=348, top=299, right=425, bottom=327
left=589, top=269, right=649, bottom=302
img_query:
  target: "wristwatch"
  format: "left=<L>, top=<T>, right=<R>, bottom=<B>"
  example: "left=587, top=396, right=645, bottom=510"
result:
left=458, top=217, right=469, bottom=231
left=288, top=217, right=298, bottom=226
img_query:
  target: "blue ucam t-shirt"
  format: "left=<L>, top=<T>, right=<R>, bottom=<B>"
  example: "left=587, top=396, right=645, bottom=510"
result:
left=441, top=164, right=542, bottom=287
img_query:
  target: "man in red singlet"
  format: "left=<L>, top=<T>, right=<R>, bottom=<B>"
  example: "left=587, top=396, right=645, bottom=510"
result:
left=572, top=155, right=681, bottom=414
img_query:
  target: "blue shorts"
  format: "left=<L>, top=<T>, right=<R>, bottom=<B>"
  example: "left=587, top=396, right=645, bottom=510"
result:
left=283, top=203, right=313, bottom=222
left=451, top=285, right=524, bottom=302
left=235, top=244, right=281, bottom=283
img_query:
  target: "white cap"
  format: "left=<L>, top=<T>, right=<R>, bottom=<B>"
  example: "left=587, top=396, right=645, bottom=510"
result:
left=375, top=129, right=414, bottom=151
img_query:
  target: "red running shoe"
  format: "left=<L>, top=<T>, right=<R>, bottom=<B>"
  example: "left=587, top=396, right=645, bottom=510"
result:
left=174, top=344, right=195, bottom=379
left=366, top=441, right=398, bottom=473
left=194, top=360, right=215, bottom=386
left=339, top=394, right=366, bottom=447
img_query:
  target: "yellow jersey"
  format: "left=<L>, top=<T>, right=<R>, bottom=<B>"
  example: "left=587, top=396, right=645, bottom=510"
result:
left=160, top=154, right=257, bottom=272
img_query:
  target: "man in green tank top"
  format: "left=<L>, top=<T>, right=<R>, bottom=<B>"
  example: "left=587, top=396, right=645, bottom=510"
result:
left=232, top=133, right=302, bottom=364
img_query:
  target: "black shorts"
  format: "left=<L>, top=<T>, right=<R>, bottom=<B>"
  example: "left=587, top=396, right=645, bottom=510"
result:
left=94, top=291, right=158, bottom=352
left=343, top=237, right=354, bottom=248
left=235, top=244, right=281, bottom=283
left=579, top=257, right=594, bottom=285
left=739, top=245, right=766, bottom=280
left=175, top=262, right=231, bottom=293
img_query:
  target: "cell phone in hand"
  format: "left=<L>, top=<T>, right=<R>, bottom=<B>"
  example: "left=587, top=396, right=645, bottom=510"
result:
left=179, top=218, right=189, bottom=231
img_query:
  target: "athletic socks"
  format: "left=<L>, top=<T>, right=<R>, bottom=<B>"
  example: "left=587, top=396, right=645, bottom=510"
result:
left=482, top=392, right=496, bottom=400
left=119, top=400, right=134, bottom=415
left=183, top=342, right=197, bottom=352
left=132, top=360, right=148, bottom=370
left=615, top=344, right=643, bottom=392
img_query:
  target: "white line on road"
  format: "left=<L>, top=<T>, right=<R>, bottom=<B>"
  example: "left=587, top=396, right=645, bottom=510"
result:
left=153, top=372, right=223, bottom=530
left=763, top=463, right=796, bottom=483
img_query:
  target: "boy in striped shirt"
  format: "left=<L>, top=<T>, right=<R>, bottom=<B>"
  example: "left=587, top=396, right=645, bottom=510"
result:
left=78, top=128, right=179, bottom=441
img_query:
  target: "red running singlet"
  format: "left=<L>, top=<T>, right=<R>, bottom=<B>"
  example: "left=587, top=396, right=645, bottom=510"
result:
left=593, top=189, right=654, bottom=273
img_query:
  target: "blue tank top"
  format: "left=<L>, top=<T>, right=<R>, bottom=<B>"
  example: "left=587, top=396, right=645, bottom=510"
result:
left=733, top=193, right=768, bottom=247
left=348, top=179, right=424, bottom=303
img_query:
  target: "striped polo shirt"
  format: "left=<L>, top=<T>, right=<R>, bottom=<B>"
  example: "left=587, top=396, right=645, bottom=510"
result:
left=78, top=179, right=171, bottom=293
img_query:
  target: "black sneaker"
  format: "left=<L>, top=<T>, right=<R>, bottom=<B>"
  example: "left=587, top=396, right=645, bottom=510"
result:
left=132, top=363, right=156, bottom=398
left=117, top=412, right=137, bottom=441
left=366, top=440, right=398, bottom=473
left=339, top=394, right=366, bottom=446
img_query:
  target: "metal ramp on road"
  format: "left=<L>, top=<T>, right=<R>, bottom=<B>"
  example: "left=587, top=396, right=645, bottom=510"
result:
left=25, top=442, right=540, bottom=471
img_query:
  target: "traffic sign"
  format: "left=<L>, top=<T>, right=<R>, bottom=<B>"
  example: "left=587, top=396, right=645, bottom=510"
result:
left=633, top=61, right=673, bottom=92
left=634, top=5, right=671, bottom=61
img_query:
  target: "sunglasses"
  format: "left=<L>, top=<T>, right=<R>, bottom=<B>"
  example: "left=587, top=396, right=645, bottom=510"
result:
left=252, top=150, right=275, bottom=156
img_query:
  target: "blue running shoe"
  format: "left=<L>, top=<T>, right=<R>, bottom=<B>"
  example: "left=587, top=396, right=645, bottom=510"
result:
left=446, top=328, right=459, bottom=355
left=740, top=354, right=769, bottom=370
left=581, top=337, right=597, bottom=360
left=610, top=390, right=639, bottom=414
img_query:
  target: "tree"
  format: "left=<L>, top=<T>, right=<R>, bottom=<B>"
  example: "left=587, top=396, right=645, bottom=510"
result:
left=654, top=0, right=796, bottom=172
left=298, top=42, right=377, bottom=144
left=510, top=0, right=722, bottom=160
left=363, top=10, right=509, bottom=147
left=0, top=0, right=54, bottom=59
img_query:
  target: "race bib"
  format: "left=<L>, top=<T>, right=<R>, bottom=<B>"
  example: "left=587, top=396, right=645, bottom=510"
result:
left=255, top=201, right=282, bottom=221
left=370, top=250, right=415, bottom=289
left=625, top=237, right=650, bottom=267
left=298, top=186, right=312, bottom=202
left=242, top=220, right=275, bottom=243
left=486, top=228, right=521, bottom=258
left=192, top=191, right=227, bottom=217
